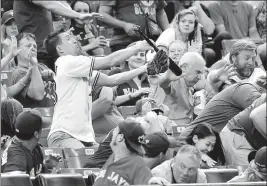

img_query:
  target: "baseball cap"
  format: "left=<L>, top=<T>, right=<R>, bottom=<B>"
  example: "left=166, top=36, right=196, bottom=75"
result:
left=15, top=109, right=43, bottom=140
left=254, top=146, right=267, bottom=169
left=1, top=10, right=14, bottom=25
left=118, top=119, right=146, bottom=154
left=142, top=132, right=170, bottom=157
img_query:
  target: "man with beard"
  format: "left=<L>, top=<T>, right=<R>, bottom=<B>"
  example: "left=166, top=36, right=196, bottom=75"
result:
left=208, top=40, right=265, bottom=93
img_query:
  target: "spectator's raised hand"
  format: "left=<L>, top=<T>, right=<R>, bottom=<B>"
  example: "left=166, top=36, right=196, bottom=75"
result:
left=91, top=36, right=108, bottom=48
left=123, top=23, right=140, bottom=37
left=201, top=154, right=217, bottom=167
left=188, top=40, right=202, bottom=54
left=217, top=63, right=238, bottom=85
left=9, top=36, right=22, bottom=57
left=28, top=47, right=38, bottom=66
left=78, top=12, right=103, bottom=24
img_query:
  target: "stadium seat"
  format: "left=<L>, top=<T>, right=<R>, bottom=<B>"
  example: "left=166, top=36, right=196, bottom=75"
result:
left=202, top=168, right=239, bottom=183
left=34, top=107, right=54, bottom=128
left=1, top=174, right=33, bottom=186
left=222, top=39, right=265, bottom=55
left=172, top=124, right=188, bottom=137
left=166, top=182, right=267, bottom=186
left=35, top=174, right=86, bottom=186
left=118, top=106, right=136, bottom=119
left=41, top=147, right=66, bottom=169
left=39, top=128, right=50, bottom=147
left=1, top=71, right=13, bottom=87
left=58, top=168, right=100, bottom=177
left=63, top=147, right=98, bottom=168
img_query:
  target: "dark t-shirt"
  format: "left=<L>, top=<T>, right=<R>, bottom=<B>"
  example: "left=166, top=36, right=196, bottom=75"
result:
left=93, top=153, right=152, bottom=186
left=85, top=130, right=114, bottom=168
left=72, top=24, right=97, bottom=55
left=100, top=0, right=167, bottom=44
left=181, top=83, right=261, bottom=136
left=11, top=64, right=57, bottom=108
left=3, top=138, right=44, bottom=176
left=227, top=94, right=266, bottom=150
left=110, top=68, right=150, bottom=106
left=13, top=0, right=53, bottom=53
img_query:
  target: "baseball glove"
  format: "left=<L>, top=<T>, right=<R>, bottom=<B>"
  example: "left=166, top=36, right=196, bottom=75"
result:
left=147, top=49, right=169, bottom=75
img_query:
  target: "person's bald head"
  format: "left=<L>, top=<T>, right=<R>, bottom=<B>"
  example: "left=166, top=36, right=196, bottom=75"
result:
left=179, top=52, right=206, bottom=87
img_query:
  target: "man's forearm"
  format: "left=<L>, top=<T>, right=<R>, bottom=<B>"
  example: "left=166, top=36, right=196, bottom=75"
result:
left=156, top=9, right=169, bottom=31
left=1, top=53, right=14, bottom=71
left=107, top=66, right=146, bottom=87
left=100, top=12, right=127, bottom=29
left=159, top=72, right=172, bottom=89
left=95, top=45, right=140, bottom=70
left=33, top=1, right=80, bottom=19
left=196, top=4, right=215, bottom=35
left=27, top=66, right=45, bottom=101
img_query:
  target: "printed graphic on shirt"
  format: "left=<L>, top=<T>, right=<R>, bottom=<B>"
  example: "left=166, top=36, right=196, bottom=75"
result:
left=95, top=170, right=130, bottom=185
left=134, top=0, right=156, bottom=15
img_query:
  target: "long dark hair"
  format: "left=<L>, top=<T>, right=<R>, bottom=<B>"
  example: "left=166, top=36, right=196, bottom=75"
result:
left=1, top=99, right=23, bottom=137
left=186, top=123, right=225, bottom=164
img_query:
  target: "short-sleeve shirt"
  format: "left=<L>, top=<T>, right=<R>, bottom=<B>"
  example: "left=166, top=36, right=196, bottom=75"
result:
left=3, top=137, right=43, bottom=177
left=163, top=77, right=195, bottom=125
left=11, top=64, right=57, bottom=108
left=180, top=83, right=261, bottom=136
left=85, top=130, right=114, bottom=168
left=208, top=1, right=254, bottom=39
left=13, top=0, right=53, bottom=53
left=72, top=24, right=97, bottom=55
left=100, top=0, right=167, bottom=44
left=49, top=55, right=100, bottom=143
left=227, top=94, right=267, bottom=150
left=93, top=153, right=152, bottom=186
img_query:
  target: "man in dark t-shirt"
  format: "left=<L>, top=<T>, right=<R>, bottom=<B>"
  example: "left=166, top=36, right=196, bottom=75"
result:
left=99, top=0, right=169, bottom=52
left=11, top=33, right=57, bottom=108
left=3, top=110, right=61, bottom=176
left=180, top=82, right=263, bottom=137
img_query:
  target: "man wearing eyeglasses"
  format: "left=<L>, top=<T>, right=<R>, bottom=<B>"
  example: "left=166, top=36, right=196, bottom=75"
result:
left=151, top=145, right=207, bottom=183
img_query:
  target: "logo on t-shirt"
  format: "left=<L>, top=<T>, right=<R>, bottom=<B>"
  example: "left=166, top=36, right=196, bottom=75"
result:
left=95, top=170, right=130, bottom=185
left=134, top=0, right=156, bottom=15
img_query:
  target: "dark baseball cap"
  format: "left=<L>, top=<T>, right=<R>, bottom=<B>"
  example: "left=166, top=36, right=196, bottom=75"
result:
left=15, top=110, right=43, bottom=140
left=1, top=10, right=14, bottom=25
left=118, top=119, right=146, bottom=154
left=142, top=132, right=170, bottom=157
left=255, top=146, right=267, bottom=169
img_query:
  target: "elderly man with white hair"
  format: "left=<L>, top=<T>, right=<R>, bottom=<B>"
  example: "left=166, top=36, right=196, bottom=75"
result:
left=159, top=52, right=206, bottom=125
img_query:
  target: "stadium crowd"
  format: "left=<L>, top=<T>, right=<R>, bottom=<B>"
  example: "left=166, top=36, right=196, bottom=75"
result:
left=1, top=0, right=266, bottom=185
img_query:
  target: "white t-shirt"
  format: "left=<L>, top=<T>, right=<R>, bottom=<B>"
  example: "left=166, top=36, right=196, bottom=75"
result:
left=48, top=55, right=100, bottom=143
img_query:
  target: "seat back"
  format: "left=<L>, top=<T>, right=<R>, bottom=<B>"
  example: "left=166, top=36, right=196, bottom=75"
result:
left=41, top=147, right=66, bottom=169
left=34, top=107, right=54, bottom=128
left=222, top=39, right=265, bottom=54
left=202, top=168, right=239, bottom=183
left=35, top=174, right=86, bottom=186
left=1, top=71, right=13, bottom=87
left=118, top=106, right=136, bottom=119
left=59, top=168, right=100, bottom=177
left=39, top=128, right=50, bottom=147
left=172, top=124, right=188, bottom=137
left=1, top=174, right=33, bottom=186
left=63, top=147, right=98, bottom=168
